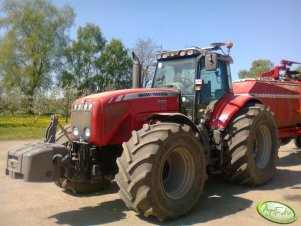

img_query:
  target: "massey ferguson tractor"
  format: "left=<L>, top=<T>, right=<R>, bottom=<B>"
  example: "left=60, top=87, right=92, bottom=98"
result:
left=6, top=42, right=301, bottom=221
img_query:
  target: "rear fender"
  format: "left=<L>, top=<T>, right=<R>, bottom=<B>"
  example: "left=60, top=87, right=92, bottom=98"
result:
left=210, top=94, right=262, bottom=129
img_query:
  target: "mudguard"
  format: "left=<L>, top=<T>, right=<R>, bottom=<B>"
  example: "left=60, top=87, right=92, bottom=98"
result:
left=6, top=142, right=68, bottom=182
left=210, top=93, right=261, bottom=129
left=147, top=113, right=211, bottom=164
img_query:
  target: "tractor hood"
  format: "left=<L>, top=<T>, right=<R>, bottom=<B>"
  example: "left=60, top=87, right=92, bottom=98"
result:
left=71, top=88, right=180, bottom=146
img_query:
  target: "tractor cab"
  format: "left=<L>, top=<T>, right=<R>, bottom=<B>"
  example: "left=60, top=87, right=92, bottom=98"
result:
left=152, top=43, right=234, bottom=123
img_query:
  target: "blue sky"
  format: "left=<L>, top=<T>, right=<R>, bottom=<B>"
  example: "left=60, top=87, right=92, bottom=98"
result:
left=22, top=1, right=301, bottom=80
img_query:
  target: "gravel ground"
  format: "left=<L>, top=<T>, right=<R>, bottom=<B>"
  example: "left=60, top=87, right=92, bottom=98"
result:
left=0, top=140, right=300, bottom=226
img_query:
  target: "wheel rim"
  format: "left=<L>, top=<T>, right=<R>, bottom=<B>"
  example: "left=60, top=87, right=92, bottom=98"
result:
left=160, top=147, right=195, bottom=200
left=253, top=125, right=272, bottom=169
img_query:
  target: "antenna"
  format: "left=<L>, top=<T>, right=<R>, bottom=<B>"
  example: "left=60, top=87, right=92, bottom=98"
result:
left=160, top=21, right=163, bottom=50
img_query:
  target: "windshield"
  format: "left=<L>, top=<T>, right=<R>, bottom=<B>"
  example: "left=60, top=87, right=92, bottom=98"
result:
left=153, top=58, right=196, bottom=95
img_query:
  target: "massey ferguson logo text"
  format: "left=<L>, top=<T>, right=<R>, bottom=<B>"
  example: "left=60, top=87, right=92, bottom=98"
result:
left=138, top=92, right=169, bottom=97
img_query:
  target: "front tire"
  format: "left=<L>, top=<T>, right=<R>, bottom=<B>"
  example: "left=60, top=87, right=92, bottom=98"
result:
left=222, top=103, right=278, bottom=185
left=116, top=123, right=207, bottom=221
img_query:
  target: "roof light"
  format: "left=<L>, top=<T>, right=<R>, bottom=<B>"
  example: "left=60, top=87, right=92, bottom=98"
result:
left=179, top=51, right=186, bottom=56
left=187, top=50, right=194, bottom=56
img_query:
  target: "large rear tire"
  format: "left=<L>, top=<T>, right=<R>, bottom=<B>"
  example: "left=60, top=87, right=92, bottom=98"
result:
left=222, top=103, right=278, bottom=185
left=116, top=123, right=207, bottom=221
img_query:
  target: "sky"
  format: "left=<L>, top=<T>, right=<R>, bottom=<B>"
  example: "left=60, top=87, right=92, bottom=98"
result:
left=6, top=0, right=301, bottom=81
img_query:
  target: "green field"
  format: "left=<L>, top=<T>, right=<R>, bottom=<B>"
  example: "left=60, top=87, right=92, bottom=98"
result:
left=0, top=114, right=67, bottom=140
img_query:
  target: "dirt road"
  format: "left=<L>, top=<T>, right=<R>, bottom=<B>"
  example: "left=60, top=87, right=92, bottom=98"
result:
left=0, top=140, right=300, bottom=226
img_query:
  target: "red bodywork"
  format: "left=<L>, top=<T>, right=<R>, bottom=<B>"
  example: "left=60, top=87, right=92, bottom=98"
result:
left=232, top=79, right=301, bottom=138
left=209, top=93, right=255, bottom=129
left=72, top=60, right=301, bottom=147
left=72, top=88, right=180, bottom=146
left=211, top=60, right=301, bottom=139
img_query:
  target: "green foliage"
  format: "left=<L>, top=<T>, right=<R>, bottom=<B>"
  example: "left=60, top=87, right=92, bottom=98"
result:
left=0, top=0, right=143, bottom=119
left=62, top=28, right=133, bottom=94
left=0, top=0, right=75, bottom=112
left=0, top=87, right=23, bottom=115
left=97, top=39, right=133, bottom=91
left=51, top=85, right=77, bottom=122
left=0, top=113, right=67, bottom=139
left=61, top=23, right=106, bottom=97
left=238, top=59, right=274, bottom=79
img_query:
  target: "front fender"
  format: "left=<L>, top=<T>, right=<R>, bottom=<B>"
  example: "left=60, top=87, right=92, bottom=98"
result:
left=147, top=113, right=210, bottom=164
left=147, top=113, right=197, bottom=132
left=210, top=94, right=261, bottom=129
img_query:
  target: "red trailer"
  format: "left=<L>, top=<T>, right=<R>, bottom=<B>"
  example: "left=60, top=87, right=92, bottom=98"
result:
left=233, top=60, right=301, bottom=143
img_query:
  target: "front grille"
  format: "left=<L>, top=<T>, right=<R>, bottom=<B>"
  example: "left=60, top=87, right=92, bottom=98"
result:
left=71, top=110, right=92, bottom=139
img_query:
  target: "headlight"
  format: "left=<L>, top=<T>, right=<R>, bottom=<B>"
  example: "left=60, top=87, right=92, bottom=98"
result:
left=88, top=103, right=93, bottom=110
left=84, top=128, right=91, bottom=137
left=73, top=104, right=78, bottom=110
left=73, top=127, right=79, bottom=136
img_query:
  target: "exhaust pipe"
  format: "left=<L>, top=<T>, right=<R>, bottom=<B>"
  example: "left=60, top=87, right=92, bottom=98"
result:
left=132, top=52, right=142, bottom=88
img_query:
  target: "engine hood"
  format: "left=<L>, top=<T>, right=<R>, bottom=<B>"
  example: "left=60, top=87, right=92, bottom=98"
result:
left=71, top=88, right=180, bottom=146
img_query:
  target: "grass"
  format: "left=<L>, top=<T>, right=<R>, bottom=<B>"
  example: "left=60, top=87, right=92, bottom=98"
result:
left=0, top=113, right=68, bottom=140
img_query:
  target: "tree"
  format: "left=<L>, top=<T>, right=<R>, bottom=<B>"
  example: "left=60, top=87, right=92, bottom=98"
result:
left=238, top=59, right=274, bottom=79
left=57, top=85, right=77, bottom=122
left=0, top=86, right=23, bottom=115
left=60, top=23, right=106, bottom=97
left=0, top=0, right=74, bottom=113
left=96, top=39, right=132, bottom=91
left=132, top=38, right=160, bottom=87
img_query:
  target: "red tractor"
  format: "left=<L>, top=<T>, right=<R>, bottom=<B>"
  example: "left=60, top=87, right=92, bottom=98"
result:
left=6, top=42, right=301, bottom=221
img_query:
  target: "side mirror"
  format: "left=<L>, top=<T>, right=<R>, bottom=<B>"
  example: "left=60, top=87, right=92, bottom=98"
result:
left=205, top=53, right=217, bottom=71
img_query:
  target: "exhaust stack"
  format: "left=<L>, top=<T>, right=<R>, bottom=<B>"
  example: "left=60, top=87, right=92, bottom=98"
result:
left=132, top=52, right=142, bottom=88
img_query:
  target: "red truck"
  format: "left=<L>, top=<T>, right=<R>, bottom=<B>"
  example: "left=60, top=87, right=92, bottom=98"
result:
left=6, top=42, right=301, bottom=221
